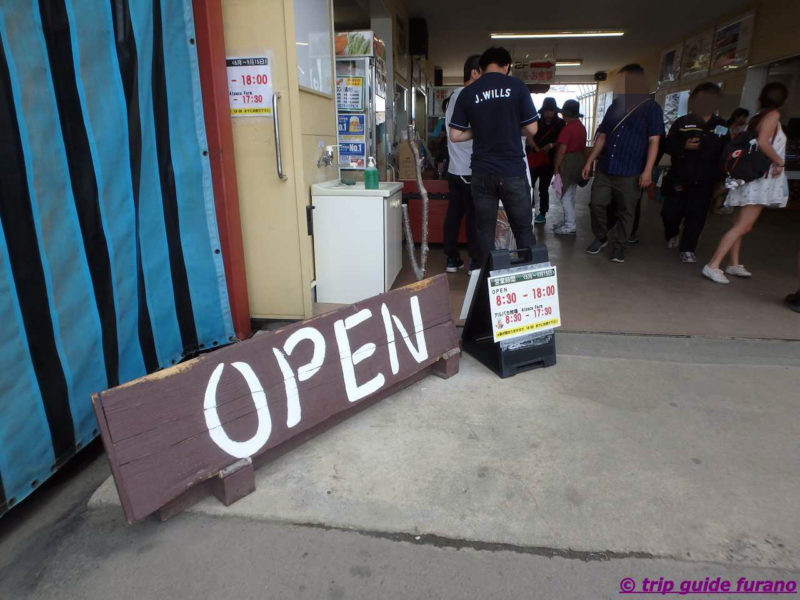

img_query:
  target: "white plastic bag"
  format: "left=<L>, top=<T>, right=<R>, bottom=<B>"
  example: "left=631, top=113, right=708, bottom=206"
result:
left=550, top=173, right=563, bottom=198
left=495, top=208, right=516, bottom=250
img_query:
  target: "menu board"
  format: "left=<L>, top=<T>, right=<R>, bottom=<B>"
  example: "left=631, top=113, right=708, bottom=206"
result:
left=336, top=76, right=364, bottom=111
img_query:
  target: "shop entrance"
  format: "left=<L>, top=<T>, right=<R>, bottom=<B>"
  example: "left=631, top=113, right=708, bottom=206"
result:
left=316, top=0, right=800, bottom=342
left=393, top=184, right=800, bottom=340
left=391, top=70, right=800, bottom=340
left=531, top=84, right=598, bottom=140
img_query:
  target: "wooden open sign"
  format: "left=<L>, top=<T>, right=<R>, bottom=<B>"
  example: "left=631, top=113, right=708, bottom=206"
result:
left=93, top=275, right=460, bottom=523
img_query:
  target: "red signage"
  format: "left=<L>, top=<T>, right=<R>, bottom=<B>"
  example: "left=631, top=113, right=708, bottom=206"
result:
left=514, top=61, right=556, bottom=84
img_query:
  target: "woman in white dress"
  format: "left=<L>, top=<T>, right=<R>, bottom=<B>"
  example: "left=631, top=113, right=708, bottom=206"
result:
left=702, top=83, right=789, bottom=284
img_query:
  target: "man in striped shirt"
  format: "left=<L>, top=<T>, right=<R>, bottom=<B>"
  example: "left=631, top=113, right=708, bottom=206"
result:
left=582, top=64, right=665, bottom=263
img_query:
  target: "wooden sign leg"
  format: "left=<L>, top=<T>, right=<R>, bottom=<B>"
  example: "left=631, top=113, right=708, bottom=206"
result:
left=431, top=349, right=460, bottom=379
left=211, top=458, right=256, bottom=506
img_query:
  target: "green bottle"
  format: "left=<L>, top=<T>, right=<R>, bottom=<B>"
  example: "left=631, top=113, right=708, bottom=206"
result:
left=364, top=156, right=379, bottom=190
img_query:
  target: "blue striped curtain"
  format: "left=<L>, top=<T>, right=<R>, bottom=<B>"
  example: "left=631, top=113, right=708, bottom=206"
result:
left=0, top=0, right=234, bottom=515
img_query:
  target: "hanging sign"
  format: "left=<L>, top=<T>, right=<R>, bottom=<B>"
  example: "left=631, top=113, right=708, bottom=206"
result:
left=488, top=265, right=561, bottom=342
left=432, top=86, right=457, bottom=118
left=226, top=56, right=273, bottom=117
left=336, top=76, right=364, bottom=111
left=513, top=61, right=555, bottom=84
left=335, top=31, right=377, bottom=57
left=338, top=141, right=367, bottom=169
left=338, top=113, right=365, bottom=138
left=93, top=275, right=460, bottom=524
left=337, top=113, right=367, bottom=169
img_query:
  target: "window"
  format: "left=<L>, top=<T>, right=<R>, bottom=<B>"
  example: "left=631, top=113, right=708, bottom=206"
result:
left=294, top=0, right=333, bottom=94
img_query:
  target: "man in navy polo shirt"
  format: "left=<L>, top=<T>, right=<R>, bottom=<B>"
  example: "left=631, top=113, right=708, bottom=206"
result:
left=449, top=46, right=540, bottom=263
left=582, top=63, right=664, bottom=263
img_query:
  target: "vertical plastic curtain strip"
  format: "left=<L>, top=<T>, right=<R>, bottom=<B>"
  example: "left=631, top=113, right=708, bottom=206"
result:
left=0, top=0, right=235, bottom=516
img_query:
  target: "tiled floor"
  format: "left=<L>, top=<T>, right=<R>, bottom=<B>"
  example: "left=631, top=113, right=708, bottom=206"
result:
left=393, top=186, right=800, bottom=340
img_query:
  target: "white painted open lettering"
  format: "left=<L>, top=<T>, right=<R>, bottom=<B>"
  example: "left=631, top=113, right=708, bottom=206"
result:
left=272, top=327, right=326, bottom=427
left=204, top=362, right=272, bottom=458
left=334, top=309, right=385, bottom=402
left=381, top=296, right=428, bottom=375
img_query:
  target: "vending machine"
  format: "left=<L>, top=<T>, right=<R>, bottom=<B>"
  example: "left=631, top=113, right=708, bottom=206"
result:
left=334, top=31, right=388, bottom=178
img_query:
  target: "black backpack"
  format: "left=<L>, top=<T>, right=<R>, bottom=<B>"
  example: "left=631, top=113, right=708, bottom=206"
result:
left=722, top=130, right=773, bottom=182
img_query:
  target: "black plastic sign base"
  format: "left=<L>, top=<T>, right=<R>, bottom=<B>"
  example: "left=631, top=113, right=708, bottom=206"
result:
left=462, top=246, right=557, bottom=378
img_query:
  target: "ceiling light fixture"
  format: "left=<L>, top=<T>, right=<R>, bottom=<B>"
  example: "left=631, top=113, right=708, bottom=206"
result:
left=555, top=60, right=583, bottom=67
left=491, top=31, right=624, bottom=39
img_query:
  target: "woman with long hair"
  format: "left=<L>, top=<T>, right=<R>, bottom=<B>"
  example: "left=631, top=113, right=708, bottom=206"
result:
left=702, top=83, right=789, bottom=284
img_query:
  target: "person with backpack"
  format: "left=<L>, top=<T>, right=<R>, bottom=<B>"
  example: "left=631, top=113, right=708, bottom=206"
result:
left=581, top=63, right=665, bottom=263
left=661, top=82, right=729, bottom=264
left=702, top=82, right=790, bottom=284
left=526, top=97, right=564, bottom=225
left=714, top=107, right=752, bottom=215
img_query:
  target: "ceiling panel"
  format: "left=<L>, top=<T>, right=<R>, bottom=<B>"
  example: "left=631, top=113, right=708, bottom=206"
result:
left=402, top=0, right=751, bottom=77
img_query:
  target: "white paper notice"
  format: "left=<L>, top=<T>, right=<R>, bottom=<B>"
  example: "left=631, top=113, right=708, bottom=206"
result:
left=226, top=56, right=273, bottom=117
left=488, top=266, right=561, bottom=343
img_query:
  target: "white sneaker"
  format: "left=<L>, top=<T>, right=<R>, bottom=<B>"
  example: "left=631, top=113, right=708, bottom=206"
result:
left=667, top=235, right=680, bottom=249
left=702, top=265, right=730, bottom=284
left=680, top=252, right=696, bottom=263
left=554, top=225, right=576, bottom=235
left=725, top=264, right=752, bottom=278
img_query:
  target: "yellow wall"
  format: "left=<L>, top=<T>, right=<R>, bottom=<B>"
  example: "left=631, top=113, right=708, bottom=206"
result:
left=223, top=0, right=337, bottom=318
left=299, top=91, right=338, bottom=188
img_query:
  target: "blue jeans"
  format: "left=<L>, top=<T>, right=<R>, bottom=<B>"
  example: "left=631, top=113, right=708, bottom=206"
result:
left=471, top=172, right=536, bottom=262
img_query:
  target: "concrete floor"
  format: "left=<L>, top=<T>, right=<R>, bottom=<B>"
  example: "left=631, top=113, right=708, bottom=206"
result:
left=6, top=507, right=800, bottom=600
left=84, top=333, right=800, bottom=574
left=400, top=186, right=800, bottom=339
left=4, top=331, right=799, bottom=597
left=4, top=186, right=800, bottom=598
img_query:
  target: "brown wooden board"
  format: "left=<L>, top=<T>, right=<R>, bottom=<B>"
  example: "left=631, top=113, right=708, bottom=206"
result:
left=93, top=275, right=460, bottom=523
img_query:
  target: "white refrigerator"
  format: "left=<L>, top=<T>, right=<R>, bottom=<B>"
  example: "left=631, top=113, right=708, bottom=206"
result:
left=311, top=181, right=403, bottom=304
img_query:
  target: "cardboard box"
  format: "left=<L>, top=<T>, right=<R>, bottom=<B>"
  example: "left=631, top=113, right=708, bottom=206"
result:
left=397, top=142, right=419, bottom=180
